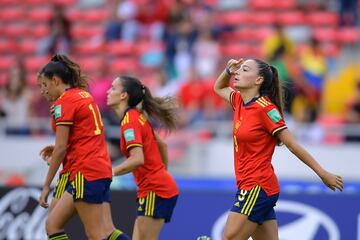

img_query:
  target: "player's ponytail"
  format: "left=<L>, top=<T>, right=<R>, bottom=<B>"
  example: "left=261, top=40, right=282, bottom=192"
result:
left=120, top=76, right=178, bottom=132
left=254, top=59, right=284, bottom=116
left=39, top=54, right=88, bottom=90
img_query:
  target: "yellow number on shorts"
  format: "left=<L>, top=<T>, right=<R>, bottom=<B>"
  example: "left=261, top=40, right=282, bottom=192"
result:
left=238, top=189, right=248, bottom=202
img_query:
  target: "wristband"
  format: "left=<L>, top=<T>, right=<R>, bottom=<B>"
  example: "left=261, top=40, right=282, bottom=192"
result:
left=225, top=67, right=231, bottom=76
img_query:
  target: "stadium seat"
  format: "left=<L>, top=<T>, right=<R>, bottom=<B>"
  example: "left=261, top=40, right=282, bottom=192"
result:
left=307, top=12, right=339, bottom=27
left=31, top=24, right=50, bottom=38
left=109, top=58, right=138, bottom=74
left=24, top=56, right=49, bottom=72
left=0, top=39, right=17, bottom=54
left=216, top=11, right=250, bottom=27
left=24, top=0, right=48, bottom=5
left=81, top=9, right=107, bottom=23
left=0, top=7, right=25, bottom=22
left=71, top=24, right=103, bottom=40
left=250, top=27, right=273, bottom=41
left=0, top=56, right=16, bottom=71
left=73, top=42, right=104, bottom=55
left=0, top=72, right=8, bottom=87
left=313, top=28, right=337, bottom=42
left=53, top=0, right=76, bottom=6
left=67, top=9, right=82, bottom=22
left=248, top=12, right=276, bottom=25
left=107, top=41, right=135, bottom=56
left=277, top=11, right=306, bottom=25
left=276, top=0, right=296, bottom=10
left=220, top=44, right=253, bottom=57
left=19, top=40, right=37, bottom=55
left=336, top=28, right=360, bottom=44
left=135, top=41, right=165, bottom=56
left=27, top=7, right=53, bottom=22
left=75, top=57, right=103, bottom=73
left=3, top=24, right=29, bottom=38
left=249, top=0, right=274, bottom=9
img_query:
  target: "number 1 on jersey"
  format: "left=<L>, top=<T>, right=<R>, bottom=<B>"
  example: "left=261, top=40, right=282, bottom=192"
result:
left=89, top=103, right=103, bottom=135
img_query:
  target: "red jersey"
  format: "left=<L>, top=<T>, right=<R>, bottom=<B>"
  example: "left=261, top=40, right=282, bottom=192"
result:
left=230, top=91, right=287, bottom=196
left=120, top=108, right=179, bottom=198
left=51, top=117, right=70, bottom=174
left=53, top=88, right=112, bottom=181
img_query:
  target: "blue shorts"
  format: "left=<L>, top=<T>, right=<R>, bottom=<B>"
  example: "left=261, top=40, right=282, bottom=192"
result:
left=66, top=172, right=111, bottom=204
left=53, top=172, right=70, bottom=199
left=230, top=185, right=279, bottom=224
left=137, top=192, right=178, bottom=223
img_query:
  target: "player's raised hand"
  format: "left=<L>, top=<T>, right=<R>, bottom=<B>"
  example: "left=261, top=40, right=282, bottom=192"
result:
left=39, top=145, right=54, bottom=165
left=226, top=58, right=244, bottom=75
left=320, top=171, right=344, bottom=192
left=39, top=186, right=50, bottom=208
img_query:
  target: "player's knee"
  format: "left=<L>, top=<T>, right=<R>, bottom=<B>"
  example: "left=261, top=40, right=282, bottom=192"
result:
left=45, top=217, right=62, bottom=235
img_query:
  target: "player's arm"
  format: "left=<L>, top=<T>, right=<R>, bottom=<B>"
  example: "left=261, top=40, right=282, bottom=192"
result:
left=113, top=147, right=144, bottom=176
left=39, top=126, right=69, bottom=208
left=155, top=133, right=168, bottom=169
left=39, top=145, right=55, bottom=165
left=214, top=59, right=243, bottom=103
left=277, top=129, right=343, bottom=192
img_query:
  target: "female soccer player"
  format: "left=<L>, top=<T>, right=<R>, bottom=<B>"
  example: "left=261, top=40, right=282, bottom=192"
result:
left=107, top=76, right=179, bottom=240
left=38, top=54, right=129, bottom=240
left=214, top=58, right=344, bottom=240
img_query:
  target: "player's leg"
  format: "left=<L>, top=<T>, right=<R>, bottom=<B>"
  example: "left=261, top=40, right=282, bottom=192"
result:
left=103, top=202, right=131, bottom=240
left=75, top=201, right=106, bottom=240
left=133, top=192, right=178, bottom=240
left=46, top=191, right=76, bottom=239
left=251, top=219, right=278, bottom=240
left=222, top=212, right=257, bottom=240
left=133, top=216, right=164, bottom=240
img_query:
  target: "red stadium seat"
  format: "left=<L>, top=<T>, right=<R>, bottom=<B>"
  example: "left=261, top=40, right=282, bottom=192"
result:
left=67, top=9, right=82, bottom=22
left=307, top=12, right=339, bottom=27
left=248, top=12, right=276, bottom=25
left=107, top=41, right=135, bottom=56
left=3, top=24, right=29, bottom=38
left=73, top=41, right=104, bottom=55
left=336, top=28, right=360, bottom=44
left=24, top=56, right=49, bottom=72
left=249, top=0, right=274, bottom=9
left=53, top=0, right=76, bottom=6
left=27, top=7, right=53, bottom=22
left=322, top=43, right=340, bottom=57
left=0, top=56, right=16, bottom=71
left=71, top=24, right=104, bottom=40
left=31, top=24, right=50, bottom=38
left=76, top=57, right=103, bottom=73
left=19, top=40, right=37, bottom=55
left=109, top=58, right=138, bottom=74
left=250, top=27, right=273, bottom=41
left=313, top=28, right=337, bottom=42
left=0, top=39, right=17, bottom=54
left=216, top=11, right=250, bottom=26
left=221, top=44, right=253, bottom=57
left=135, top=41, right=164, bottom=56
left=24, top=0, right=48, bottom=5
left=277, top=11, right=306, bottom=25
left=81, top=9, right=108, bottom=23
left=0, top=72, right=8, bottom=87
left=0, top=7, right=25, bottom=22
left=276, top=0, right=296, bottom=10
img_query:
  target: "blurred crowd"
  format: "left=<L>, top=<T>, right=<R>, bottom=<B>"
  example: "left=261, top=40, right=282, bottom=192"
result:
left=0, top=0, right=360, bottom=141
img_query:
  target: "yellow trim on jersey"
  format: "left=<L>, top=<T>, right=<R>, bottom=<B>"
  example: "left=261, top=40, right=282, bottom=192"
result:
left=121, top=113, right=129, bottom=126
left=126, top=143, right=143, bottom=150
left=259, top=97, right=271, bottom=106
left=229, top=91, right=235, bottom=110
left=139, top=114, right=147, bottom=126
left=54, top=172, right=70, bottom=199
left=272, top=125, right=287, bottom=135
left=56, top=121, right=73, bottom=125
left=255, top=100, right=266, bottom=108
left=243, top=185, right=261, bottom=215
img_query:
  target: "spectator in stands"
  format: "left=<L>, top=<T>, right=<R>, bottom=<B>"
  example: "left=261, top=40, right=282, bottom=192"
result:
left=263, top=24, right=294, bottom=62
left=338, top=0, right=358, bottom=26
left=214, top=58, right=343, bottom=240
left=299, top=37, right=327, bottom=122
left=0, top=59, right=32, bottom=135
left=193, top=28, right=220, bottom=79
left=37, top=5, right=72, bottom=56
left=104, top=0, right=137, bottom=42
left=345, top=81, right=360, bottom=141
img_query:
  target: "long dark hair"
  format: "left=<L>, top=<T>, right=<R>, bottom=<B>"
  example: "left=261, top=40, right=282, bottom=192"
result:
left=120, top=76, right=178, bottom=132
left=38, top=54, right=87, bottom=90
left=254, top=59, right=284, bottom=116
